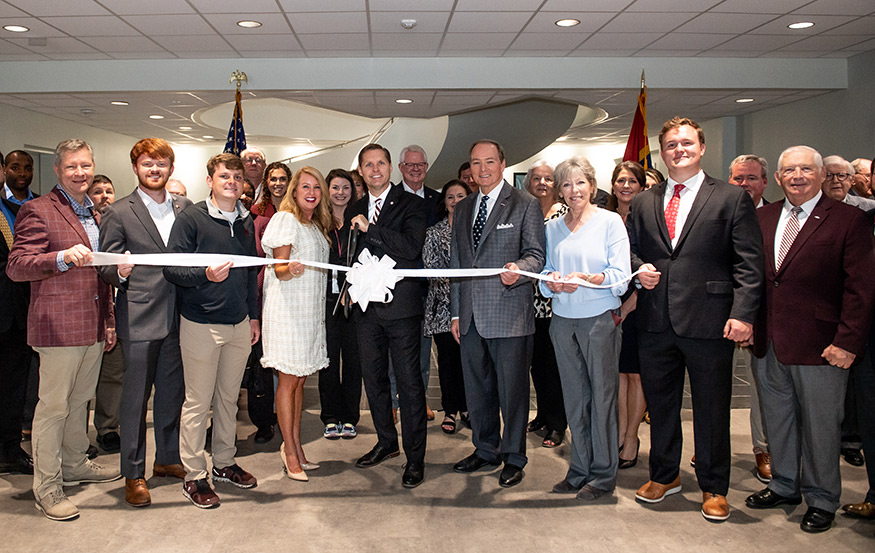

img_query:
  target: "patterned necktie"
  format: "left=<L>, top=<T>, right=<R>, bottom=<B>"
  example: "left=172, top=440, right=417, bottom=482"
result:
left=472, top=195, right=489, bottom=249
left=372, top=198, right=382, bottom=224
left=0, top=214, right=13, bottom=249
left=664, top=184, right=685, bottom=241
left=776, top=206, right=802, bottom=271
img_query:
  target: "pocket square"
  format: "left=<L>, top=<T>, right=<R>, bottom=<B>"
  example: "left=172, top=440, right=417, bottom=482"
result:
left=496, top=223, right=514, bottom=229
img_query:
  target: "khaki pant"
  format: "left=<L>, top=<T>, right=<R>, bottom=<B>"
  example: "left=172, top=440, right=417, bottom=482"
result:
left=179, top=317, right=251, bottom=481
left=32, top=343, right=104, bottom=499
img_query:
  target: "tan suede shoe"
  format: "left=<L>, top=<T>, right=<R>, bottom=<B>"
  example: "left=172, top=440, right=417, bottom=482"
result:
left=635, top=476, right=682, bottom=503
left=702, top=492, right=730, bottom=521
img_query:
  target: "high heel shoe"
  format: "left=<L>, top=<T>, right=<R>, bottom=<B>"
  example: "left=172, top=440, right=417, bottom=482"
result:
left=280, top=442, right=308, bottom=481
left=618, top=439, right=639, bottom=469
left=301, top=462, right=320, bottom=471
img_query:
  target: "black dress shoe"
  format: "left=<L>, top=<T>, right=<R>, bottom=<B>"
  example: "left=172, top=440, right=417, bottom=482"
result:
left=453, top=453, right=500, bottom=473
left=86, top=444, right=99, bottom=460
left=96, top=431, right=121, bottom=454
left=498, top=464, right=524, bottom=488
left=526, top=419, right=545, bottom=433
left=745, top=488, right=802, bottom=509
left=254, top=425, right=275, bottom=444
left=401, top=462, right=424, bottom=488
left=800, top=507, right=834, bottom=533
left=0, top=451, right=34, bottom=475
left=841, top=447, right=864, bottom=467
left=355, top=444, right=400, bottom=468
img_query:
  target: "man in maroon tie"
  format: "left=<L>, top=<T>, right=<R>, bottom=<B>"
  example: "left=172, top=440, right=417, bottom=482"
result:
left=625, top=117, right=764, bottom=522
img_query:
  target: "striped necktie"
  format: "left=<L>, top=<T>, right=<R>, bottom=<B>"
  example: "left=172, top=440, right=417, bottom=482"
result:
left=372, top=198, right=382, bottom=224
left=776, top=206, right=802, bottom=271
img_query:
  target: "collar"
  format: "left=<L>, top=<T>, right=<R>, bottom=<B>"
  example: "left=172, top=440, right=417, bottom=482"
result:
left=206, top=195, right=248, bottom=221
left=56, top=184, right=94, bottom=216
left=782, top=190, right=822, bottom=216
left=401, top=181, right=425, bottom=198
left=4, top=183, right=34, bottom=204
left=369, top=185, right=392, bottom=206
left=477, top=180, right=506, bottom=200
left=136, top=187, right=171, bottom=208
left=666, top=170, right=705, bottom=194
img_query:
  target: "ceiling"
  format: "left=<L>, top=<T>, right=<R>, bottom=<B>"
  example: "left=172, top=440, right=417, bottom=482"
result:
left=0, top=0, right=872, bottom=147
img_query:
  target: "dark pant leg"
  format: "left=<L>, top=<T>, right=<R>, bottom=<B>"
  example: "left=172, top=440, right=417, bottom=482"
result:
left=21, top=353, right=39, bottom=432
left=531, top=317, right=567, bottom=432
left=93, top=344, right=124, bottom=436
left=841, top=377, right=861, bottom=449
left=119, top=339, right=161, bottom=479
left=0, top=326, right=32, bottom=457
left=338, top=312, right=362, bottom=425
left=638, top=329, right=687, bottom=485
left=434, top=332, right=466, bottom=415
left=459, top=321, right=501, bottom=464
left=247, top=340, right=275, bottom=429
left=853, top=345, right=875, bottom=503
left=489, top=334, right=533, bottom=469
left=679, top=336, right=734, bottom=496
left=356, top=313, right=397, bottom=450
left=152, top=330, right=184, bottom=466
left=321, top=304, right=345, bottom=425
left=387, top=316, right=427, bottom=465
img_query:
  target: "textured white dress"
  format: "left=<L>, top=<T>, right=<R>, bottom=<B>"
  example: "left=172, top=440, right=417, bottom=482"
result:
left=260, top=211, right=330, bottom=376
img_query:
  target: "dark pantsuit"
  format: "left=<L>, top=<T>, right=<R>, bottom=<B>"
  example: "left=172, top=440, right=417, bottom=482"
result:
left=0, top=326, right=33, bottom=458
left=841, top=378, right=861, bottom=449
left=357, top=313, right=426, bottom=464
left=639, top=328, right=734, bottom=495
left=119, top=334, right=184, bottom=479
left=320, top=301, right=362, bottom=426
left=460, top=321, right=532, bottom=469
left=759, top=346, right=848, bottom=512
left=433, top=332, right=466, bottom=415
left=531, top=317, right=567, bottom=432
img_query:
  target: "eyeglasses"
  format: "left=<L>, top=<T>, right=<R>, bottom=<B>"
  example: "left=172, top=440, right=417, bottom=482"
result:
left=400, top=162, right=427, bottom=169
left=825, top=172, right=851, bottom=181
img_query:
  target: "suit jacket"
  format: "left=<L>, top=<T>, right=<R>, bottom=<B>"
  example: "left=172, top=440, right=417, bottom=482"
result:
left=400, top=182, right=440, bottom=228
left=450, top=181, right=545, bottom=339
left=345, top=183, right=426, bottom=320
left=753, top=196, right=875, bottom=364
left=98, top=190, right=192, bottom=342
left=6, top=187, right=114, bottom=347
left=627, top=173, right=764, bottom=339
left=0, top=198, right=30, bottom=333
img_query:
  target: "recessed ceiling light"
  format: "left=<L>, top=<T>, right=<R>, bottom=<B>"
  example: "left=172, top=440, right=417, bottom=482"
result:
left=110, top=101, right=128, bottom=106
left=179, top=126, right=192, bottom=130
left=395, top=98, right=413, bottom=104
left=555, top=19, right=580, bottom=28
left=237, top=20, right=262, bottom=28
left=3, top=25, right=29, bottom=33
left=80, top=108, right=95, bottom=115
left=736, top=98, right=755, bottom=103
left=149, top=114, right=164, bottom=119
left=202, top=135, right=214, bottom=139
left=787, top=21, right=814, bottom=30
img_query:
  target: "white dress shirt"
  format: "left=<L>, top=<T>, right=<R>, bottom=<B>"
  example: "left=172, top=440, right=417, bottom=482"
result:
left=663, top=170, right=706, bottom=248
left=368, top=186, right=392, bottom=223
left=401, top=181, right=425, bottom=198
left=774, top=191, right=821, bottom=264
left=472, top=182, right=504, bottom=228
left=136, top=187, right=175, bottom=246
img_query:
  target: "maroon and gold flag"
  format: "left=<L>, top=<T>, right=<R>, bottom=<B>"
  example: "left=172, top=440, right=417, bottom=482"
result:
left=623, top=75, right=652, bottom=169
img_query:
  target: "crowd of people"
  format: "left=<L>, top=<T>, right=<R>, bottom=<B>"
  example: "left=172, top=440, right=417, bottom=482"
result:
left=0, top=116, right=873, bottom=536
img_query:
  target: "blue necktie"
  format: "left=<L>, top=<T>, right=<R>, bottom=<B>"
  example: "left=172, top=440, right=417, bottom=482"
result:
left=473, top=195, right=489, bottom=249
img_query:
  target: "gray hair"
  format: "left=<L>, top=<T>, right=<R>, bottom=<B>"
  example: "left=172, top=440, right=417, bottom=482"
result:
left=400, top=144, right=428, bottom=164
left=554, top=156, right=597, bottom=202
left=851, top=158, right=871, bottom=174
left=729, top=154, right=768, bottom=180
left=239, top=146, right=265, bottom=160
left=54, top=139, right=93, bottom=167
left=823, top=155, right=854, bottom=175
left=522, top=160, right=553, bottom=192
left=777, top=145, right=823, bottom=172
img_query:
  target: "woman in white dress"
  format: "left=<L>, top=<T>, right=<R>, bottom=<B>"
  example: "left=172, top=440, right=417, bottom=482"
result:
left=261, top=166, right=332, bottom=481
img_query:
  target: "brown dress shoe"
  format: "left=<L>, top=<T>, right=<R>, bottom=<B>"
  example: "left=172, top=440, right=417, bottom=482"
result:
left=636, top=476, right=682, bottom=503
left=754, top=448, right=771, bottom=483
left=842, top=501, right=875, bottom=519
left=702, top=492, right=730, bottom=521
left=125, top=478, right=151, bottom=507
left=153, top=462, right=186, bottom=479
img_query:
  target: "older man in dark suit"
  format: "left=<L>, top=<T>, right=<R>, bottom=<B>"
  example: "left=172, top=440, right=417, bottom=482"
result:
left=745, top=145, right=875, bottom=533
left=98, top=138, right=192, bottom=507
left=346, top=143, right=428, bottom=488
left=450, top=139, right=545, bottom=488
left=626, top=117, right=763, bottom=521
left=7, top=139, right=120, bottom=521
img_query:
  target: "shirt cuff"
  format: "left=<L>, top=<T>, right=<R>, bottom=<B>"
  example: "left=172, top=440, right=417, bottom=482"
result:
left=56, top=251, right=72, bottom=272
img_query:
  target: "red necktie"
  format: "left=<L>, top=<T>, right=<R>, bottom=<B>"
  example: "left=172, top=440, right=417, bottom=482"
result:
left=665, top=184, right=684, bottom=240
left=776, top=206, right=802, bottom=271
left=372, top=198, right=382, bottom=224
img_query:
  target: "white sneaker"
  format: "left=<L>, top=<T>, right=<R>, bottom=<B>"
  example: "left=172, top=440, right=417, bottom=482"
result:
left=63, top=459, right=122, bottom=486
left=35, top=489, right=79, bottom=521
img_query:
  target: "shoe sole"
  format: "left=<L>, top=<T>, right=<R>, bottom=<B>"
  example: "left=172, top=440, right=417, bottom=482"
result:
left=35, top=502, right=79, bottom=521
left=499, top=475, right=524, bottom=488
left=212, top=475, right=257, bottom=489
left=702, top=509, right=730, bottom=522
left=745, top=498, right=802, bottom=509
left=402, top=479, right=424, bottom=489
left=636, top=484, right=682, bottom=503
left=182, top=489, right=220, bottom=509
left=454, top=462, right=500, bottom=474
left=355, top=450, right=400, bottom=468
left=62, top=474, right=123, bottom=486
left=341, top=433, right=357, bottom=439
left=755, top=471, right=771, bottom=484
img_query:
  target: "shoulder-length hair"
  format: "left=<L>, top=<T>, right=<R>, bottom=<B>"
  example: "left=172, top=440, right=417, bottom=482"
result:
left=279, top=166, right=332, bottom=241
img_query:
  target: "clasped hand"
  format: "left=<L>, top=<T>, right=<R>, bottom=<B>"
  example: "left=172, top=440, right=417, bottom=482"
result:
left=546, top=271, right=605, bottom=293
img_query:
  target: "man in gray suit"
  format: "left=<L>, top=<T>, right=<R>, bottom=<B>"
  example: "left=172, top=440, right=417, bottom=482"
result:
left=450, top=139, right=546, bottom=488
left=98, top=138, right=191, bottom=507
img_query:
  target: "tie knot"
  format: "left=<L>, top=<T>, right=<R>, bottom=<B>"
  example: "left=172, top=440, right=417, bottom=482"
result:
left=482, top=195, right=489, bottom=201
left=791, top=206, right=802, bottom=216
left=672, top=184, right=684, bottom=197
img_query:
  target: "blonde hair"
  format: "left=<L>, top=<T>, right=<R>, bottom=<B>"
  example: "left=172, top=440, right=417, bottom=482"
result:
left=279, top=166, right=332, bottom=241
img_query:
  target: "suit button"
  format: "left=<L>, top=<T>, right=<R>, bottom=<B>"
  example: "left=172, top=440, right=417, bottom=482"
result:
left=773, top=281, right=779, bottom=287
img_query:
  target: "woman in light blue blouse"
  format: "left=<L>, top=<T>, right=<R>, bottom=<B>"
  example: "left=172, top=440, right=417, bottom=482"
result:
left=541, top=156, right=631, bottom=500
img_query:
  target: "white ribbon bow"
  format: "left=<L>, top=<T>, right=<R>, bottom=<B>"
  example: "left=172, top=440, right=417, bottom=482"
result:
left=345, top=248, right=403, bottom=312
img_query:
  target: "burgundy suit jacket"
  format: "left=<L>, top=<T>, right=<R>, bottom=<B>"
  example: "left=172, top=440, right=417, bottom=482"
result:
left=6, top=187, right=114, bottom=348
left=753, top=195, right=875, bottom=365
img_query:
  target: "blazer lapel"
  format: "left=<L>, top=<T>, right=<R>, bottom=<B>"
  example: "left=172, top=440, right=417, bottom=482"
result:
left=651, top=181, right=672, bottom=249
left=474, top=182, right=511, bottom=256
left=674, top=176, right=716, bottom=251
left=775, top=198, right=830, bottom=277
left=130, top=192, right=168, bottom=251
left=52, top=190, right=91, bottom=246
left=759, top=204, right=781, bottom=277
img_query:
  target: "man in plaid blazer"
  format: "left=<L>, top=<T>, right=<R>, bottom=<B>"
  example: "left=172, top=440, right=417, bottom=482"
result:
left=7, top=139, right=119, bottom=521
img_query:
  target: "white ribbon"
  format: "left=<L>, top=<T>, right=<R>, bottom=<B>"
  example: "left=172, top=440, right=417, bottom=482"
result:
left=87, top=249, right=647, bottom=309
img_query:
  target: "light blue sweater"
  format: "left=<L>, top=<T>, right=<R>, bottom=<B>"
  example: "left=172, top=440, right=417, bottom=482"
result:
left=539, top=208, right=631, bottom=319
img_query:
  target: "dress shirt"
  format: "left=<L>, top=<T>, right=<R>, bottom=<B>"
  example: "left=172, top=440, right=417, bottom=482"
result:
left=136, top=187, right=175, bottom=246
left=402, top=181, right=425, bottom=198
left=774, top=191, right=821, bottom=264
left=55, top=185, right=98, bottom=272
left=368, top=186, right=392, bottom=223
left=1, top=183, right=35, bottom=229
left=471, top=182, right=504, bottom=228
left=662, top=170, right=705, bottom=248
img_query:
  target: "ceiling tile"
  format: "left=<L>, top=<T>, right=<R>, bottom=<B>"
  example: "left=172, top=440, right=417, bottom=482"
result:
left=122, top=14, right=215, bottom=35
left=106, top=51, right=177, bottom=59
left=0, top=1, right=27, bottom=16
left=41, top=16, right=141, bottom=37
left=46, top=52, right=113, bottom=60
left=509, top=32, right=588, bottom=50
left=369, top=0, right=455, bottom=10
left=200, top=14, right=292, bottom=34
left=600, top=12, right=697, bottom=32
left=277, top=0, right=367, bottom=12
left=646, top=32, right=733, bottom=50
left=709, top=0, right=809, bottom=13
left=709, top=34, right=803, bottom=51
left=504, top=49, right=572, bottom=57
left=455, top=0, right=543, bottom=11
left=785, top=34, right=872, bottom=50
left=150, top=35, right=235, bottom=52
left=6, top=0, right=110, bottom=16
left=0, top=37, right=30, bottom=53
left=437, top=49, right=507, bottom=57
left=224, top=34, right=301, bottom=51
left=369, top=11, right=450, bottom=33
left=749, top=14, right=857, bottom=34
left=6, top=36, right=97, bottom=53
left=0, top=17, right=67, bottom=37
left=80, top=36, right=165, bottom=53
left=578, top=32, right=663, bottom=49
left=188, top=0, right=283, bottom=13
left=447, top=12, right=532, bottom=33
left=827, top=16, right=875, bottom=35
left=845, top=37, right=875, bottom=51
left=627, top=0, right=722, bottom=11
left=674, top=13, right=778, bottom=33
left=695, top=50, right=761, bottom=57
left=568, top=48, right=639, bottom=57
left=793, top=0, right=875, bottom=16
left=288, top=12, right=367, bottom=34
left=303, top=50, right=371, bottom=58
left=298, top=33, right=369, bottom=50
left=541, top=0, right=627, bottom=11
left=440, top=32, right=516, bottom=50
left=97, top=0, right=196, bottom=15
left=371, top=33, right=443, bottom=50
left=524, top=12, right=615, bottom=33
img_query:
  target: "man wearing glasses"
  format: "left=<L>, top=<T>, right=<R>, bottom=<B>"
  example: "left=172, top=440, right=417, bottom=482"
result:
left=821, top=156, right=875, bottom=214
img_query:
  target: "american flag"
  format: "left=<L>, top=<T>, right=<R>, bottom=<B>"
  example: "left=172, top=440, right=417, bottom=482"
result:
left=223, top=89, right=246, bottom=155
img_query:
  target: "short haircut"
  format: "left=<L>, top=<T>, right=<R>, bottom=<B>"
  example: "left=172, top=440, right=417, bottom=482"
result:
left=729, top=154, right=768, bottom=180
left=553, top=156, right=598, bottom=202
left=130, top=138, right=175, bottom=165
left=54, top=139, right=93, bottom=167
left=358, top=143, right=391, bottom=167
left=851, top=158, right=870, bottom=174
left=88, top=174, right=113, bottom=194
left=823, top=155, right=854, bottom=175
left=522, top=160, right=553, bottom=191
left=5, top=149, right=33, bottom=166
left=777, top=145, right=823, bottom=172
left=400, top=144, right=428, bottom=164
left=436, top=179, right=472, bottom=220
left=469, top=139, right=505, bottom=163
left=240, top=146, right=265, bottom=160
left=658, top=116, right=705, bottom=148
left=457, top=161, right=470, bottom=177
left=206, top=153, right=244, bottom=177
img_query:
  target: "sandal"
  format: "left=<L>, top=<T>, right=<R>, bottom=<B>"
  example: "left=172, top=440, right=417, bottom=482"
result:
left=441, top=414, right=457, bottom=434
left=542, top=429, right=564, bottom=448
